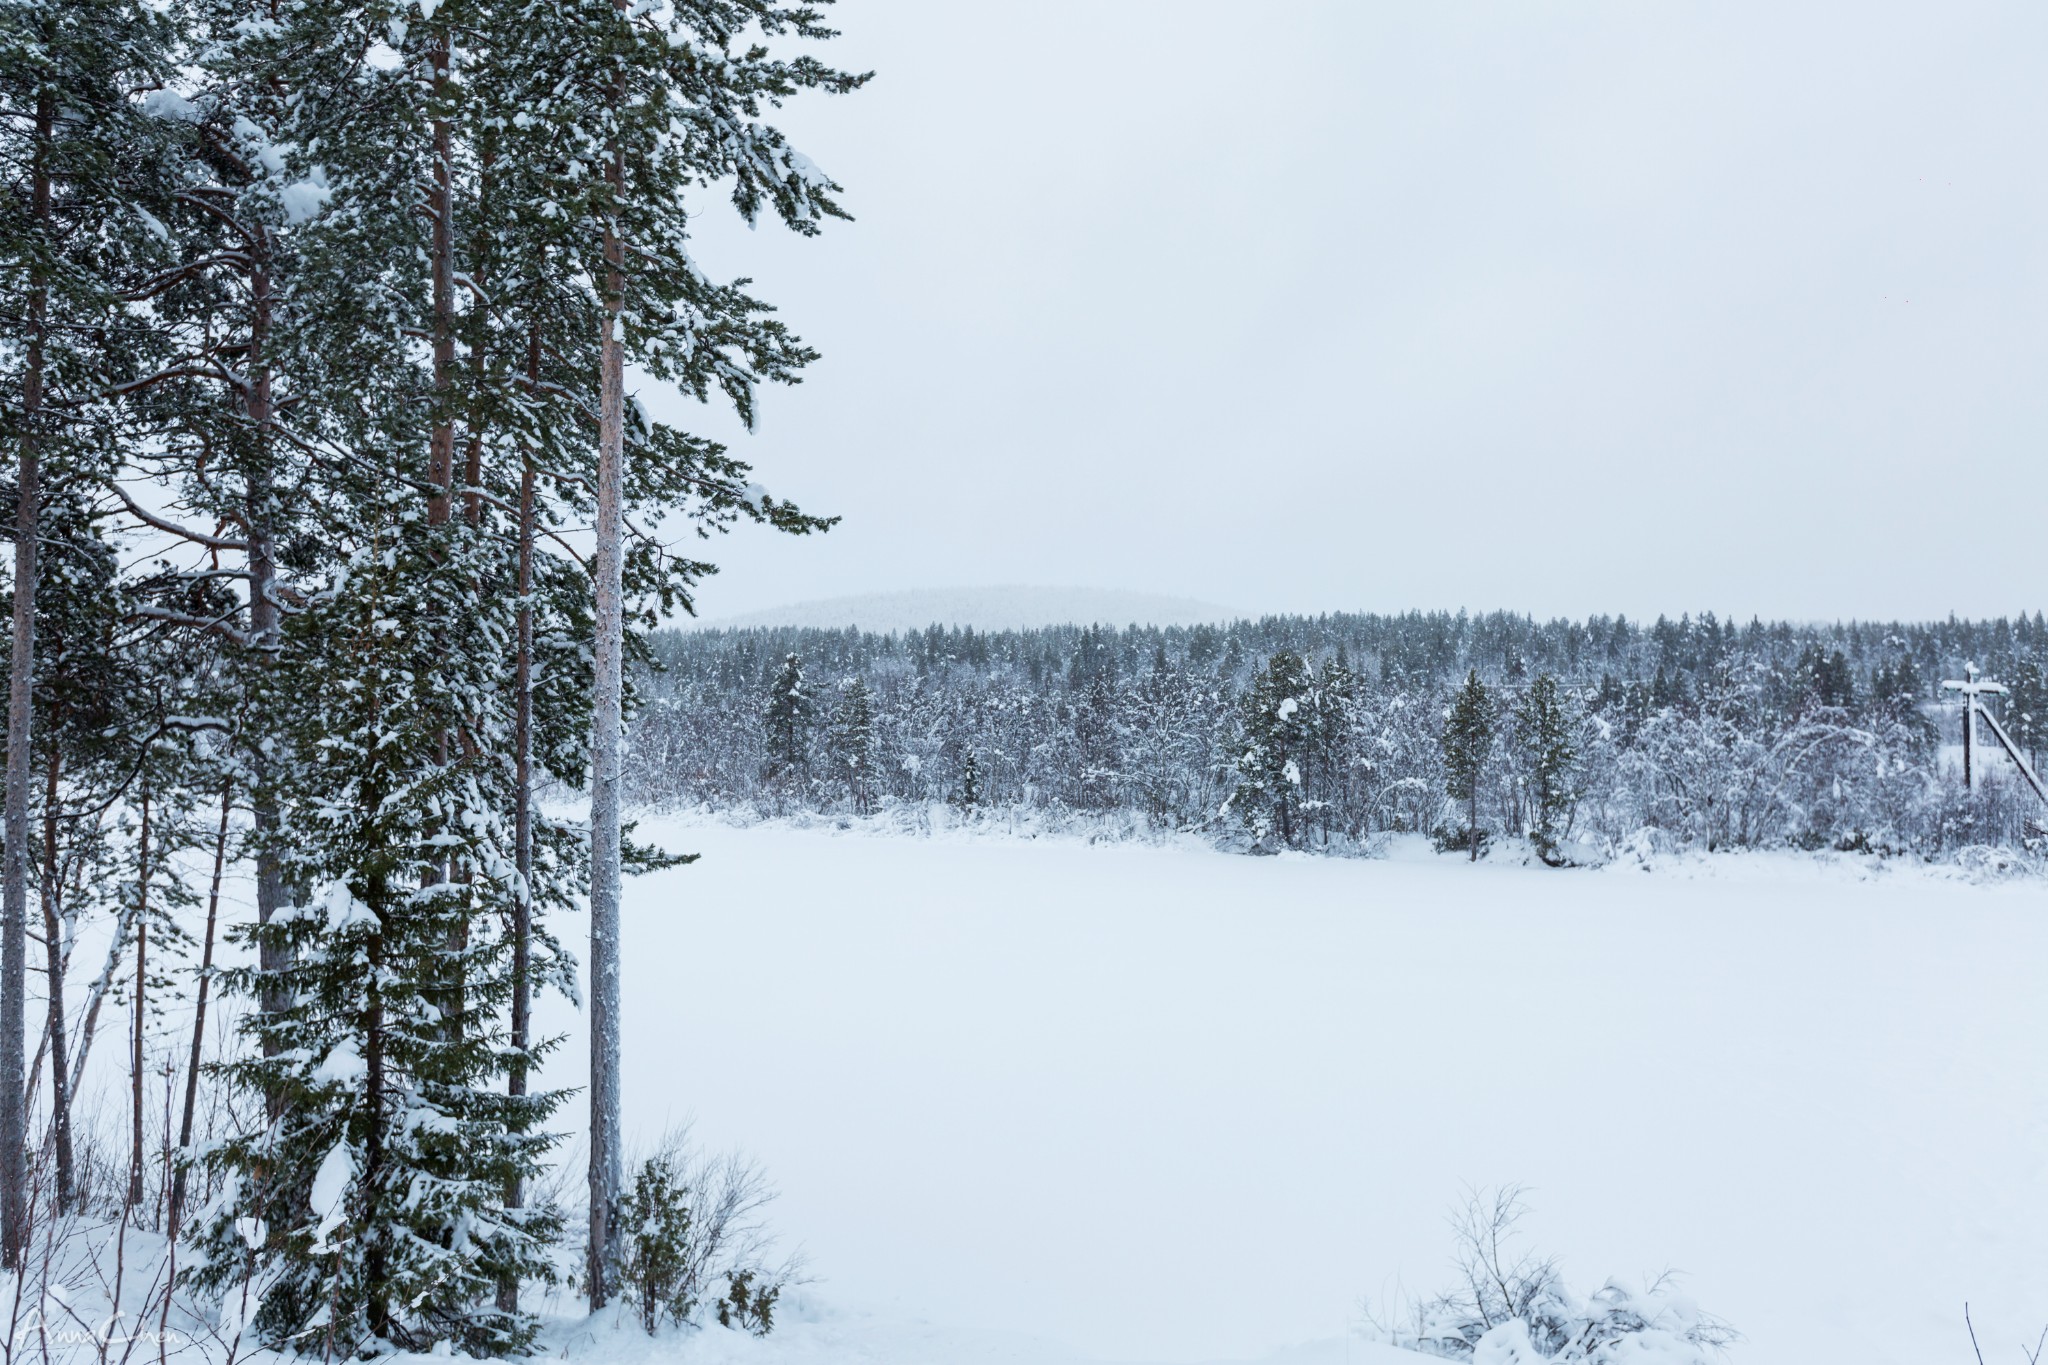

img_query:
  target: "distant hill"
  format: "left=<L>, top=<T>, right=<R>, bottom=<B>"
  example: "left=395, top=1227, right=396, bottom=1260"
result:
left=688, top=586, right=1238, bottom=634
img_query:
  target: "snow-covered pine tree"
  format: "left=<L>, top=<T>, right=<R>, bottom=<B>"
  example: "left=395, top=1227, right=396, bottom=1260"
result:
left=955, top=748, right=982, bottom=813
left=2006, top=658, right=2045, bottom=767
left=831, top=677, right=878, bottom=815
left=1069, top=664, right=1125, bottom=812
left=1442, top=669, right=1495, bottom=861
left=1310, top=649, right=1361, bottom=843
left=193, top=516, right=565, bottom=1355
left=763, top=652, right=815, bottom=787
left=180, top=0, right=858, bottom=1322
left=1118, top=644, right=1223, bottom=831
left=1229, top=650, right=1318, bottom=849
left=1793, top=644, right=1857, bottom=714
left=1514, top=673, right=1579, bottom=866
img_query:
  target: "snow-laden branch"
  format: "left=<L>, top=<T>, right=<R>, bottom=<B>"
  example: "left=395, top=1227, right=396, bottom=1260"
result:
left=130, top=605, right=260, bottom=648
left=111, top=484, right=250, bottom=552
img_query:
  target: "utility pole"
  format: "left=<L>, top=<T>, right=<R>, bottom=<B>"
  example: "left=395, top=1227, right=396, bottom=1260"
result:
left=1944, top=663, right=2048, bottom=805
left=1943, top=663, right=2007, bottom=792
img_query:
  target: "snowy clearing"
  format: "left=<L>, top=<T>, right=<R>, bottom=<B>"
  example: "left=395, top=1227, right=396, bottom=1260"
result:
left=529, top=820, right=2048, bottom=1365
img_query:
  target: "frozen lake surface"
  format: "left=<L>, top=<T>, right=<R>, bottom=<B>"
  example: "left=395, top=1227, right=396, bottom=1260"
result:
left=537, top=819, right=2048, bottom=1365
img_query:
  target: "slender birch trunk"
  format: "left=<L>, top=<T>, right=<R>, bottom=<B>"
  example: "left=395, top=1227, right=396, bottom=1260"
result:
left=129, top=792, right=152, bottom=1209
left=67, top=898, right=138, bottom=1107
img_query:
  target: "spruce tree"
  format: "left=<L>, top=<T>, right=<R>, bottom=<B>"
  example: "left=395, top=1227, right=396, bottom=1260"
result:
left=194, top=522, right=566, bottom=1355
left=1070, top=667, right=1124, bottom=812
left=1312, top=650, right=1361, bottom=843
left=2007, top=658, right=2045, bottom=767
left=955, top=749, right=982, bottom=813
left=1229, top=651, right=1317, bottom=849
left=763, top=652, right=814, bottom=785
left=1442, top=669, right=1494, bottom=861
left=831, top=677, right=878, bottom=815
left=1514, top=673, right=1579, bottom=866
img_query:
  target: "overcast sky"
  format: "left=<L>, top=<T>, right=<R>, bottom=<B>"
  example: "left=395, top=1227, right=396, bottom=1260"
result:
left=651, top=1, right=2047, bottom=625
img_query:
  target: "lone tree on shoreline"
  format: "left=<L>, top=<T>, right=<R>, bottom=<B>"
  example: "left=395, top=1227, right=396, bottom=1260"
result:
left=1442, top=669, right=1495, bottom=861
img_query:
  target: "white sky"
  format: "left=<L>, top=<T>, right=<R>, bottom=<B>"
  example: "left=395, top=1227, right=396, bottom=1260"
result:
left=652, top=0, right=2048, bottom=625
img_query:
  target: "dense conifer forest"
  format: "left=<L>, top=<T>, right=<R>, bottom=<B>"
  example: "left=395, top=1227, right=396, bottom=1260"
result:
left=629, top=610, right=2048, bottom=860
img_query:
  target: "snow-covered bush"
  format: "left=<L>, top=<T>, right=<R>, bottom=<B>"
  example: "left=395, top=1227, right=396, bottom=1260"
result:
left=619, top=1151, right=697, bottom=1331
left=615, top=1133, right=795, bottom=1336
left=1369, top=1188, right=1735, bottom=1363
left=715, top=1268, right=781, bottom=1335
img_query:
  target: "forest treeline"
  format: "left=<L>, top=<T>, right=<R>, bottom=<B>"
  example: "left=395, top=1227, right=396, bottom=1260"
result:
left=627, top=609, right=2048, bottom=861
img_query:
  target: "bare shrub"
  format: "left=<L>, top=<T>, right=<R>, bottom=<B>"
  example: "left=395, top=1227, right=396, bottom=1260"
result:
left=614, top=1129, right=799, bottom=1336
left=1364, top=1186, right=1736, bottom=1362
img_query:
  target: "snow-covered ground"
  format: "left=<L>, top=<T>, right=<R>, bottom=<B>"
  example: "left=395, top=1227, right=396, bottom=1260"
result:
left=531, top=1297, right=1419, bottom=1365
left=531, top=819, right=2048, bottom=1365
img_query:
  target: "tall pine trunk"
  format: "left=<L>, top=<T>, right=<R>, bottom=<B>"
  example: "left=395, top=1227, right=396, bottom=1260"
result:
left=41, top=749, right=72, bottom=1213
left=587, top=104, right=629, bottom=1309
left=0, top=81, right=54, bottom=1270
left=1468, top=780, right=1479, bottom=862
left=246, top=246, right=293, bottom=1111
left=425, top=31, right=457, bottom=532
left=498, top=323, right=540, bottom=1317
left=422, top=28, right=468, bottom=1049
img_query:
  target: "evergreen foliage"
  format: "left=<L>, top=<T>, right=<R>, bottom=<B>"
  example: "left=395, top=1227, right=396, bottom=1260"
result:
left=955, top=749, right=982, bottom=812
left=192, top=529, right=568, bottom=1355
left=2008, top=659, right=2046, bottom=766
left=1513, top=674, right=1579, bottom=865
left=620, top=1151, right=700, bottom=1334
left=830, top=677, right=878, bottom=816
left=1441, top=670, right=1495, bottom=861
left=763, top=653, right=814, bottom=786
left=614, top=1137, right=793, bottom=1338
left=1228, top=650, right=1328, bottom=849
left=717, top=1269, right=781, bottom=1335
